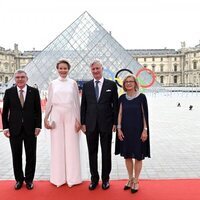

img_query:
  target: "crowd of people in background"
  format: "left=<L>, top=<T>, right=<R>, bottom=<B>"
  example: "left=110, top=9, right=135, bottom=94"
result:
left=177, top=102, right=194, bottom=110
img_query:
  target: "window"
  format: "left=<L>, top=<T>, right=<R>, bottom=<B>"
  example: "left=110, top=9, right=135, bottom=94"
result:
left=160, top=57, right=163, bottom=62
left=152, top=65, right=155, bottom=72
left=160, top=76, right=164, bottom=83
left=174, top=57, right=177, bottom=61
left=152, top=57, right=155, bottom=61
left=174, top=75, right=177, bottom=83
left=174, top=64, right=177, bottom=71
left=144, top=57, right=146, bottom=62
left=160, top=65, right=164, bottom=72
left=4, top=62, right=8, bottom=67
left=194, top=75, right=196, bottom=83
left=193, top=61, right=197, bottom=69
left=5, top=77, right=9, bottom=83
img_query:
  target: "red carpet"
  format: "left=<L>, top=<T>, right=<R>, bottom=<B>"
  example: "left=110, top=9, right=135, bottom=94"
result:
left=0, top=179, right=199, bottom=200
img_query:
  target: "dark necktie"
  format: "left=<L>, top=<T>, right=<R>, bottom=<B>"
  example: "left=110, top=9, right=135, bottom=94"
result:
left=19, top=90, right=24, bottom=107
left=95, top=81, right=100, bottom=100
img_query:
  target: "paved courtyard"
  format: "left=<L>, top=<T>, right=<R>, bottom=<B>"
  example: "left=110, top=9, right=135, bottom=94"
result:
left=1, top=92, right=200, bottom=181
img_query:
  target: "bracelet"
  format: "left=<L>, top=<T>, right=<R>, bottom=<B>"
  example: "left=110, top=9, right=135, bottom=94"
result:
left=144, top=127, right=148, bottom=131
left=117, top=125, right=121, bottom=129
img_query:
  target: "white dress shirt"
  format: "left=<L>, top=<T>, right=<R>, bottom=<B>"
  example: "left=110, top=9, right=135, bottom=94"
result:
left=93, top=77, right=104, bottom=99
left=17, top=85, right=27, bottom=101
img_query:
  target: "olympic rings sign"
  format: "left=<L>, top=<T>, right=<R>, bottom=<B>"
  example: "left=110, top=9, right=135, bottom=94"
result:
left=115, top=69, right=133, bottom=87
left=115, top=68, right=156, bottom=88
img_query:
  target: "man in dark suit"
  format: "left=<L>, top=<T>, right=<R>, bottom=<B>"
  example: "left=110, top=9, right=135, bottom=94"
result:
left=81, top=59, right=118, bottom=190
left=2, top=69, right=42, bottom=190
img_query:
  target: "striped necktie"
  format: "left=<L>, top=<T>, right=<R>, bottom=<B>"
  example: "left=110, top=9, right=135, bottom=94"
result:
left=19, top=90, right=24, bottom=107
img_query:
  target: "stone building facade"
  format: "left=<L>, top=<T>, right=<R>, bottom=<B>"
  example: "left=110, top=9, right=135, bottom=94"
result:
left=0, top=44, right=39, bottom=86
left=128, top=42, right=200, bottom=86
left=0, top=42, right=200, bottom=87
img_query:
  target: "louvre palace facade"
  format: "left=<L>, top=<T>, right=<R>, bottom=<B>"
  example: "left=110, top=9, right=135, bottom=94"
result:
left=129, top=42, right=200, bottom=87
left=1, top=42, right=200, bottom=87
left=0, top=43, right=40, bottom=87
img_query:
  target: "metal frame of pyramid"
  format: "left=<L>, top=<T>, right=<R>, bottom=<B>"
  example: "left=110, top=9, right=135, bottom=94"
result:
left=6, top=11, right=162, bottom=91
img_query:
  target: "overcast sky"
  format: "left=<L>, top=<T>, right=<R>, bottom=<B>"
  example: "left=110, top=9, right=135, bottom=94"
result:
left=0, top=0, right=200, bottom=51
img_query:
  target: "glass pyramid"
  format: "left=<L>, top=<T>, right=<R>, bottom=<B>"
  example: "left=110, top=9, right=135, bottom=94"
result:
left=6, top=11, right=161, bottom=91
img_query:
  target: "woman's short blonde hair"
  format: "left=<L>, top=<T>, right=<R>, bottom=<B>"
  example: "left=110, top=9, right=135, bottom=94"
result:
left=122, top=74, right=139, bottom=92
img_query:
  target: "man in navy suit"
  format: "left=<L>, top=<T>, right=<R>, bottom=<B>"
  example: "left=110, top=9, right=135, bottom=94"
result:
left=81, top=60, right=118, bottom=190
left=2, top=69, right=42, bottom=190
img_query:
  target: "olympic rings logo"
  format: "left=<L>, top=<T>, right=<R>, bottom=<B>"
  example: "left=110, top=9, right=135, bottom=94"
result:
left=115, top=68, right=156, bottom=88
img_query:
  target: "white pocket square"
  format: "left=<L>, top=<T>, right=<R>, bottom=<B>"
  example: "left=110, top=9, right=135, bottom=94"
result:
left=106, top=89, right=111, bottom=92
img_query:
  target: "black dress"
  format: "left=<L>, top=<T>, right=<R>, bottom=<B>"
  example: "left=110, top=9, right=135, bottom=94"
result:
left=115, top=93, right=150, bottom=160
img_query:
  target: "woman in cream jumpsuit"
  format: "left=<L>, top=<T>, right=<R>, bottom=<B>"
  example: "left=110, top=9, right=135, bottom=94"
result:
left=44, top=59, right=82, bottom=187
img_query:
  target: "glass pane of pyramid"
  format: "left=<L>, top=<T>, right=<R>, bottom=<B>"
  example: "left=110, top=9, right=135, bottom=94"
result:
left=6, top=11, right=162, bottom=92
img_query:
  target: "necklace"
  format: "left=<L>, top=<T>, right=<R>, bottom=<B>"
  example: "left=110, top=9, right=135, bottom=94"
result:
left=125, top=92, right=140, bottom=100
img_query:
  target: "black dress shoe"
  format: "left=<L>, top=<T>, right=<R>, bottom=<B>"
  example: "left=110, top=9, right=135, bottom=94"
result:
left=102, top=181, right=110, bottom=190
left=131, top=179, right=139, bottom=193
left=89, top=182, right=98, bottom=190
left=15, top=181, right=23, bottom=190
left=26, top=182, right=34, bottom=190
left=124, top=179, right=133, bottom=190
left=124, top=185, right=131, bottom=190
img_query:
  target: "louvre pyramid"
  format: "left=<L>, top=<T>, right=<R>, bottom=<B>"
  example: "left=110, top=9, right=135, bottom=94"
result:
left=8, top=11, right=161, bottom=91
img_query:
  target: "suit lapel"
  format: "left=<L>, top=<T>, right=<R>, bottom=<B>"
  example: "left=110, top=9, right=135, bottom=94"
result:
left=13, top=87, right=23, bottom=108
left=13, top=85, right=31, bottom=109
left=98, top=79, right=108, bottom=102
left=24, top=85, right=31, bottom=108
left=89, top=80, right=97, bottom=101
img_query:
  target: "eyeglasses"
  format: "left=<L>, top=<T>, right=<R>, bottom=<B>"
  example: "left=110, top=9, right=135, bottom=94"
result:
left=91, top=67, right=101, bottom=70
left=124, top=81, right=135, bottom=84
left=15, top=76, right=26, bottom=79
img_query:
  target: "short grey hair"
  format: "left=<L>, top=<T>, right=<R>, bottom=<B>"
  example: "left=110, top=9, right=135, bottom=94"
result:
left=90, top=59, right=103, bottom=68
left=14, top=69, right=27, bottom=76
